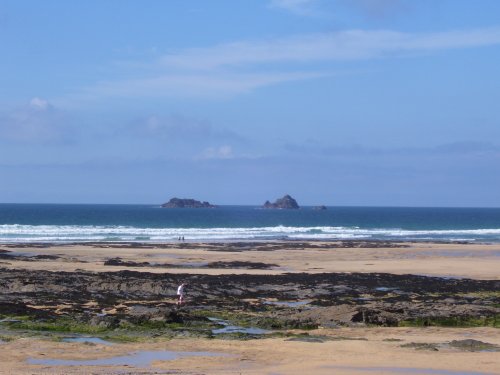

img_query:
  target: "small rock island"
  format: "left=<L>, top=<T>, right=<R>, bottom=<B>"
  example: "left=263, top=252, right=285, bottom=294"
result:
left=313, top=205, right=327, bottom=210
left=263, top=194, right=299, bottom=209
left=161, top=198, right=216, bottom=208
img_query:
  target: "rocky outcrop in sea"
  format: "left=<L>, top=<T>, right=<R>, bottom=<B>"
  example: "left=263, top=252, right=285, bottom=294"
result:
left=161, top=198, right=215, bottom=208
left=263, top=194, right=299, bottom=209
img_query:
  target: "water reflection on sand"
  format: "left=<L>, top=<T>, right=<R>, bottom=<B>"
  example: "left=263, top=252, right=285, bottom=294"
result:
left=29, top=350, right=225, bottom=367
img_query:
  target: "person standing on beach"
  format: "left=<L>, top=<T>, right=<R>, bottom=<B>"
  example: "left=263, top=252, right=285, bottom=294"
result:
left=177, top=283, right=186, bottom=306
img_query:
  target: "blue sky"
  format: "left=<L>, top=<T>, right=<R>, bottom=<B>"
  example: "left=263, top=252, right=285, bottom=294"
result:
left=1, top=0, right=500, bottom=206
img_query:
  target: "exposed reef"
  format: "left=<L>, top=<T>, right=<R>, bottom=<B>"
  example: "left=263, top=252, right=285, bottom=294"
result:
left=0, top=268, right=498, bottom=340
left=103, top=258, right=278, bottom=270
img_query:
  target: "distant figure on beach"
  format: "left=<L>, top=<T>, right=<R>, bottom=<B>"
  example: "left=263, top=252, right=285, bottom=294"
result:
left=177, top=283, right=186, bottom=306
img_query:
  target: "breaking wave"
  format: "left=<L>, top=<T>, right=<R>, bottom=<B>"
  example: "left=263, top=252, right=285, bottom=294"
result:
left=0, top=224, right=499, bottom=243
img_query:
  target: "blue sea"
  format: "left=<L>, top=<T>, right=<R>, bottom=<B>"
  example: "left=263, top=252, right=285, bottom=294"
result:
left=0, top=204, right=499, bottom=243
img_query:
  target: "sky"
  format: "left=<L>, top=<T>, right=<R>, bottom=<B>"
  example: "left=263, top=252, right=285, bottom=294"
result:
left=1, top=0, right=500, bottom=206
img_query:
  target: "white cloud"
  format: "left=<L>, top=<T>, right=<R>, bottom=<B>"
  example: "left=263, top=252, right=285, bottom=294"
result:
left=61, top=26, right=500, bottom=103
left=0, top=99, right=70, bottom=143
left=198, top=145, right=234, bottom=160
left=29, top=97, right=51, bottom=110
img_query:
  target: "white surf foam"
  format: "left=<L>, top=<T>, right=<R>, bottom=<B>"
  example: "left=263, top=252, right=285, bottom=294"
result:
left=0, top=224, right=499, bottom=243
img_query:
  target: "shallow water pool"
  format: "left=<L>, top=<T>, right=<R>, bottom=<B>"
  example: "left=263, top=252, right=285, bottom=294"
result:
left=264, top=300, right=312, bottom=307
left=61, top=337, right=113, bottom=346
left=208, top=317, right=271, bottom=335
left=28, top=350, right=224, bottom=367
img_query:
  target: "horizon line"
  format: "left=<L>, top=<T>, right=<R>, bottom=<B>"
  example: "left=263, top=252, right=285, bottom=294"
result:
left=1, top=202, right=499, bottom=209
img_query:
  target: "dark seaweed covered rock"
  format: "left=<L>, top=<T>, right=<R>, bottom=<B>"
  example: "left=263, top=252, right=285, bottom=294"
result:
left=1, top=265, right=499, bottom=331
left=263, top=195, right=299, bottom=209
left=161, top=198, right=215, bottom=208
left=448, top=339, right=500, bottom=352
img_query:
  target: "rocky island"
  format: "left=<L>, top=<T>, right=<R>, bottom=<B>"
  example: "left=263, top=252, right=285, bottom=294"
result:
left=161, top=198, right=216, bottom=208
left=263, top=194, right=299, bottom=209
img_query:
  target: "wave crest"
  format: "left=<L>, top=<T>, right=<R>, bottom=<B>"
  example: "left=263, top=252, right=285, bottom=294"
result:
left=0, top=224, right=499, bottom=243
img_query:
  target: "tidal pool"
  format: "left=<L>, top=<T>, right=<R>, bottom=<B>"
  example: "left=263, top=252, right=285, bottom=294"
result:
left=208, top=317, right=271, bottom=335
left=61, top=337, right=113, bottom=346
left=374, top=287, right=398, bottom=292
left=0, top=318, right=22, bottom=323
left=264, top=300, right=312, bottom=307
left=28, top=350, right=224, bottom=367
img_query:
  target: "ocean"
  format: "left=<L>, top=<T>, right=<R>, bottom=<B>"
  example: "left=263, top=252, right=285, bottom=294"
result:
left=0, top=204, right=499, bottom=243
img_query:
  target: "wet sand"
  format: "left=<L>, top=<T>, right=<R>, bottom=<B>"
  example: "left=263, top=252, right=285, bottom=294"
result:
left=1, top=327, right=499, bottom=374
left=1, top=241, right=499, bottom=279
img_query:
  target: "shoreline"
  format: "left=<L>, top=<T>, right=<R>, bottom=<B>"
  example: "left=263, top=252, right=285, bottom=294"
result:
left=0, top=238, right=488, bottom=246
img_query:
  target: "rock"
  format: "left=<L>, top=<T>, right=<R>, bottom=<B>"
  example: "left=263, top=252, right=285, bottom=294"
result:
left=1, top=265, right=499, bottom=332
left=448, top=339, right=500, bottom=352
left=285, top=334, right=330, bottom=343
left=401, top=342, right=439, bottom=351
left=263, top=195, right=299, bottom=209
left=104, top=258, right=150, bottom=267
left=313, top=205, right=327, bottom=210
left=351, top=308, right=400, bottom=326
left=161, top=198, right=216, bottom=208
left=207, top=261, right=278, bottom=270
left=88, top=315, right=120, bottom=329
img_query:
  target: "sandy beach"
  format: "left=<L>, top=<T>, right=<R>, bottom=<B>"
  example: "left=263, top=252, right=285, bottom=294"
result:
left=0, top=241, right=499, bottom=374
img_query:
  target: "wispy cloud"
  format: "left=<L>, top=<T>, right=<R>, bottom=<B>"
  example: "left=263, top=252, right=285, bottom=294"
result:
left=160, top=27, right=500, bottom=70
left=75, top=71, right=324, bottom=102
left=130, top=114, right=244, bottom=142
left=60, top=26, right=500, bottom=104
left=268, top=0, right=408, bottom=19
left=284, top=140, right=500, bottom=158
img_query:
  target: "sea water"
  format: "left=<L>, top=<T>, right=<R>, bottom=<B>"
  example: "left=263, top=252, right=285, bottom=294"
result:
left=0, top=204, right=499, bottom=243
